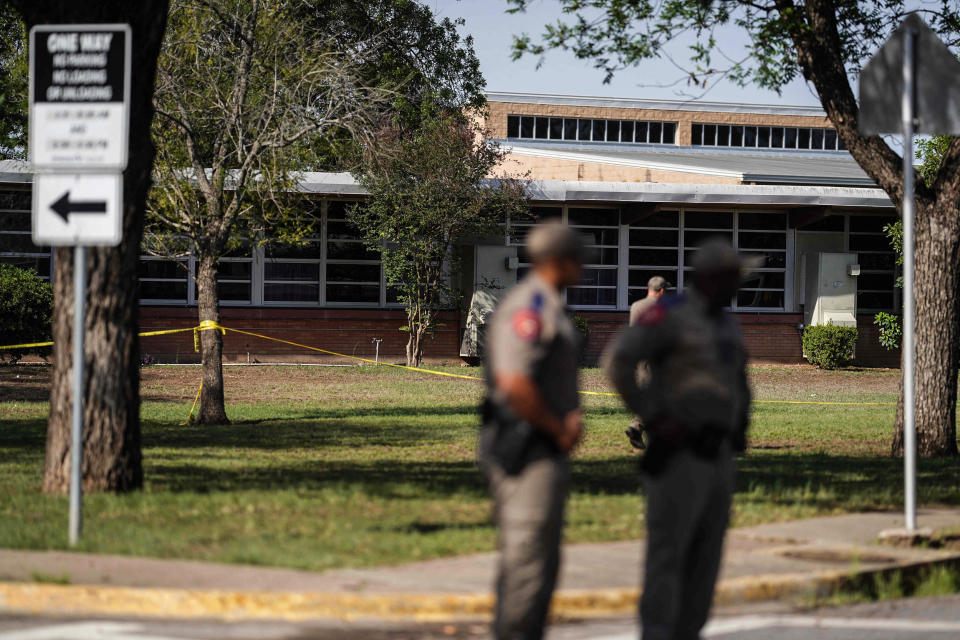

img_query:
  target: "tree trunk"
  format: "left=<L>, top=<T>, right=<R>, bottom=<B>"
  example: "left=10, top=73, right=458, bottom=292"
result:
left=195, top=254, right=229, bottom=424
left=891, top=198, right=960, bottom=457
left=29, top=1, right=169, bottom=494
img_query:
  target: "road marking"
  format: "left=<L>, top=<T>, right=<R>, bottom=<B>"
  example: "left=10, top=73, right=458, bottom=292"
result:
left=0, top=621, right=184, bottom=640
left=588, top=614, right=960, bottom=639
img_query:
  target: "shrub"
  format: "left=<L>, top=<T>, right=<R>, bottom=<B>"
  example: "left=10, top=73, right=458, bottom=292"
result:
left=0, top=264, right=54, bottom=363
left=573, top=315, right=590, bottom=364
left=873, top=312, right=901, bottom=350
left=802, top=323, right=858, bottom=370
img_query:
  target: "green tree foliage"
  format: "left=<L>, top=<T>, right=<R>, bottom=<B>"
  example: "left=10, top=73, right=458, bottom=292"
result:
left=148, top=0, right=387, bottom=423
left=0, top=264, right=53, bottom=363
left=0, top=6, right=27, bottom=159
left=803, top=323, right=858, bottom=370
left=350, top=113, right=529, bottom=367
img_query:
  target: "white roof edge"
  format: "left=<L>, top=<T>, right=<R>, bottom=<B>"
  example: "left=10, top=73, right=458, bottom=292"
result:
left=485, top=91, right=828, bottom=118
left=505, top=144, right=744, bottom=180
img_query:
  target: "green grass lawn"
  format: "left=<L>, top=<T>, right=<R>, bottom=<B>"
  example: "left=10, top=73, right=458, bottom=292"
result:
left=0, top=364, right=957, bottom=572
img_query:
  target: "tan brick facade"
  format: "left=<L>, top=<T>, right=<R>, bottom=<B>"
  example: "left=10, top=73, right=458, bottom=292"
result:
left=500, top=153, right=742, bottom=184
left=484, top=100, right=833, bottom=146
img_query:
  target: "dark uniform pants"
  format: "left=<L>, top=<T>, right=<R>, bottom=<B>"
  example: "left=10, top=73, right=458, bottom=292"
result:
left=487, top=453, right=570, bottom=640
left=641, top=446, right=734, bottom=640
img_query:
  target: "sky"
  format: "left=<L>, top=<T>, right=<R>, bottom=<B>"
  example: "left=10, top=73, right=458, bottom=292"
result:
left=430, top=0, right=823, bottom=108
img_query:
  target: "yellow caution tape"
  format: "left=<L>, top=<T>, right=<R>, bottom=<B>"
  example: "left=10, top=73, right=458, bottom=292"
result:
left=0, top=320, right=898, bottom=408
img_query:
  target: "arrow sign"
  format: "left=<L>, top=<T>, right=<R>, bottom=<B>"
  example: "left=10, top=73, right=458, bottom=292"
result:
left=50, top=191, right=108, bottom=222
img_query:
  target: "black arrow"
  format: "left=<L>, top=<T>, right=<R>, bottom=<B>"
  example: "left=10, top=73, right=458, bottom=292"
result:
left=50, top=191, right=107, bottom=223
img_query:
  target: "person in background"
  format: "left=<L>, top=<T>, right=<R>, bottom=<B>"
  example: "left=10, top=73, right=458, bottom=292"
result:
left=479, top=221, right=586, bottom=640
left=604, top=239, right=753, bottom=640
left=624, top=275, right=669, bottom=449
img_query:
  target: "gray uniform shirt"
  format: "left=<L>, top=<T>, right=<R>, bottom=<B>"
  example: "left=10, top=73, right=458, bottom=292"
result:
left=486, top=272, right=580, bottom=421
left=628, top=295, right=658, bottom=326
left=606, top=292, right=750, bottom=437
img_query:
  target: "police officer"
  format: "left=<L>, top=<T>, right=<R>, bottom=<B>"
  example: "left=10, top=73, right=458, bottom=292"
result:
left=604, top=238, right=753, bottom=640
left=480, top=220, right=585, bottom=640
left=625, top=275, right=670, bottom=449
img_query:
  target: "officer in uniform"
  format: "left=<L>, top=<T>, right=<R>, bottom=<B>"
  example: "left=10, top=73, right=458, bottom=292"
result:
left=604, top=239, right=753, bottom=640
left=479, top=221, right=586, bottom=640
left=625, top=275, right=669, bottom=449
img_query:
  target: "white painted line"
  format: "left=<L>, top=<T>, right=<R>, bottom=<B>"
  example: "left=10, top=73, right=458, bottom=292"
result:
left=0, top=621, right=184, bottom=640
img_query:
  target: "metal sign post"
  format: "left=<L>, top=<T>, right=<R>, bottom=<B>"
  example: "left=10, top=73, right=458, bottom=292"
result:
left=900, top=26, right=917, bottom=531
left=29, top=24, right=131, bottom=546
left=860, top=14, right=960, bottom=534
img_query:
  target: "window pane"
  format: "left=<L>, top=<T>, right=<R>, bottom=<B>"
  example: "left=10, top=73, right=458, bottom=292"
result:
left=507, top=115, right=519, bottom=138
left=758, top=127, right=771, bottom=147
left=800, top=215, right=845, bottom=232
left=737, top=290, right=784, bottom=308
left=264, top=283, right=319, bottom=302
left=771, top=127, right=784, bottom=148
left=798, top=128, right=811, bottom=149
left=629, top=229, right=678, bottom=246
left=218, top=282, right=251, bottom=301
left=578, top=119, right=592, bottom=140
left=731, top=126, right=743, bottom=146
left=849, top=234, right=891, bottom=251
left=691, top=123, right=703, bottom=145
left=662, top=122, right=676, bottom=144
left=217, top=261, right=251, bottom=279
left=684, top=211, right=733, bottom=229
left=0, top=255, right=51, bottom=277
left=738, top=212, right=786, bottom=230
left=812, top=128, right=824, bottom=149
left=564, top=118, right=578, bottom=140
left=327, top=241, right=379, bottom=260
left=785, top=128, right=798, bottom=148
left=581, top=247, right=619, bottom=265
left=717, top=125, right=730, bottom=146
left=858, top=253, right=895, bottom=269
left=592, top=119, right=606, bottom=141
left=649, top=122, right=662, bottom=143
left=858, top=272, right=896, bottom=290
left=567, top=287, right=616, bottom=306
left=629, top=248, right=679, bottom=266
left=738, top=232, right=786, bottom=250
left=629, top=269, right=677, bottom=288
left=535, top=117, right=549, bottom=139
left=0, top=233, right=42, bottom=253
left=702, top=124, right=716, bottom=146
left=530, top=206, right=563, bottom=222
left=578, top=268, right=618, bottom=286
left=636, top=121, right=649, bottom=143
left=621, top=121, right=635, bottom=142
left=578, top=228, right=619, bottom=245
left=744, top=126, right=757, bottom=147
left=629, top=210, right=679, bottom=228
left=739, top=251, right=786, bottom=269
left=265, top=262, right=319, bottom=281
left=0, top=211, right=30, bottom=231
left=520, top=116, right=534, bottom=138
left=267, top=242, right=321, bottom=259
left=0, top=191, right=30, bottom=209
left=849, top=216, right=891, bottom=233
left=607, top=119, right=621, bottom=142
left=327, top=263, right=380, bottom=282
left=327, top=284, right=379, bottom=303
left=138, top=259, right=185, bottom=279
left=858, top=292, right=894, bottom=310
left=140, top=281, right=188, bottom=300
left=549, top=117, right=563, bottom=140
left=741, top=271, right=786, bottom=289
left=568, top=207, right=619, bottom=226
left=684, top=230, right=734, bottom=247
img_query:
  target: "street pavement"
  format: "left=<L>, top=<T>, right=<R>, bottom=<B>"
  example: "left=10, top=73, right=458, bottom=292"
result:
left=4, top=595, right=960, bottom=639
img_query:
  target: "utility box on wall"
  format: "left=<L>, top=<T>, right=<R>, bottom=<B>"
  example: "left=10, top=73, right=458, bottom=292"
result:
left=803, top=252, right=860, bottom=328
left=459, top=244, right=519, bottom=359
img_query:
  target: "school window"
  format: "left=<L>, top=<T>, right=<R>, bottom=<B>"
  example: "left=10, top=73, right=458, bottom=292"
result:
left=507, top=115, right=678, bottom=145
left=848, top=215, right=897, bottom=312
left=692, top=124, right=844, bottom=151
left=325, top=201, right=382, bottom=304
left=0, top=190, right=52, bottom=280
left=627, top=210, right=679, bottom=304
left=566, top=207, right=619, bottom=307
left=263, top=205, right=323, bottom=304
left=138, top=256, right=190, bottom=303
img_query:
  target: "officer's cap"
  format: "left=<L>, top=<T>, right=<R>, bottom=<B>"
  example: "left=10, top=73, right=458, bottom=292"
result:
left=692, top=237, right=764, bottom=274
left=647, top=276, right=669, bottom=291
left=526, top=221, right=586, bottom=264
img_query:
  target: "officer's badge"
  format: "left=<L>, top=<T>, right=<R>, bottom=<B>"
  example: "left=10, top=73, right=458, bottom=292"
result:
left=512, top=309, right=542, bottom=341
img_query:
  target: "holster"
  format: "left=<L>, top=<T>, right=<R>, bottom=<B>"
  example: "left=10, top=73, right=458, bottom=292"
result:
left=639, top=418, right=729, bottom=476
left=479, top=397, right=546, bottom=476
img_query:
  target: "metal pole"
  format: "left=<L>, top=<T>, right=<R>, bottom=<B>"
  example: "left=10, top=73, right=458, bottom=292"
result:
left=901, top=27, right=917, bottom=532
left=69, top=246, right=86, bottom=545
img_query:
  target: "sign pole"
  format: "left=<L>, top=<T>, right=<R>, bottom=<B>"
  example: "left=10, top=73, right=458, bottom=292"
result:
left=901, top=25, right=917, bottom=532
left=69, top=245, right=86, bottom=546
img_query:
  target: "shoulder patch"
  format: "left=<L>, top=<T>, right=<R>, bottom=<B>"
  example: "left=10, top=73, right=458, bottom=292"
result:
left=512, top=308, right=542, bottom=341
left=637, top=303, right=667, bottom=326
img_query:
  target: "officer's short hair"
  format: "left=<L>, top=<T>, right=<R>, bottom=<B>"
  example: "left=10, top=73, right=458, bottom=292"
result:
left=647, top=276, right=669, bottom=291
left=526, top=221, right=586, bottom=264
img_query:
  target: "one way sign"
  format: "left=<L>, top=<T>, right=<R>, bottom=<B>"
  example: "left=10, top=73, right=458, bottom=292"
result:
left=33, top=173, right=122, bottom=246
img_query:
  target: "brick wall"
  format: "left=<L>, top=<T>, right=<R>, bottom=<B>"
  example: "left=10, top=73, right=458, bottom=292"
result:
left=501, top=153, right=743, bottom=184
left=137, top=306, right=899, bottom=368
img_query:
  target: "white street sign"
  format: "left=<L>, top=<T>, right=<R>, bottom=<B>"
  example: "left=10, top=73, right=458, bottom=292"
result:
left=28, top=24, right=131, bottom=171
left=33, top=173, right=122, bottom=246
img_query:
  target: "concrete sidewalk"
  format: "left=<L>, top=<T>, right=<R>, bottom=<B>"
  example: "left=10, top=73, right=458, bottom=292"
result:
left=1, top=509, right=959, bottom=621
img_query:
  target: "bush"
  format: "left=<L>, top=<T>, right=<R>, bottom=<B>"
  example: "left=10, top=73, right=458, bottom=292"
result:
left=873, top=312, right=901, bottom=350
left=0, top=264, right=54, bottom=363
left=802, top=323, right=858, bottom=370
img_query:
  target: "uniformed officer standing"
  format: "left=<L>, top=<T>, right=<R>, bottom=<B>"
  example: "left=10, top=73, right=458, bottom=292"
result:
left=604, top=239, right=753, bottom=640
left=624, top=275, right=669, bottom=449
left=480, top=221, right=586, bottom=640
